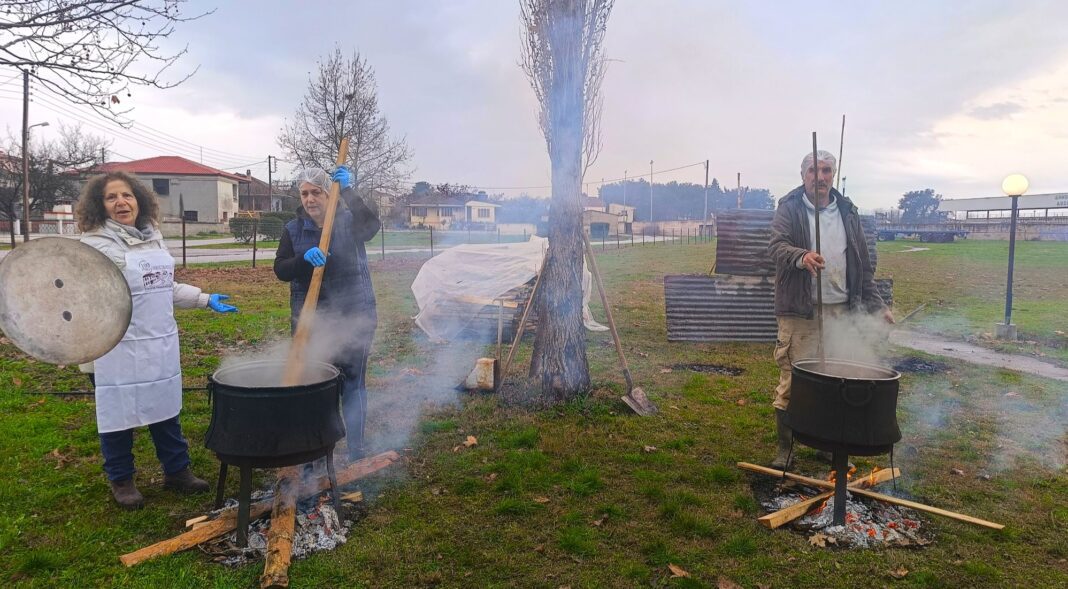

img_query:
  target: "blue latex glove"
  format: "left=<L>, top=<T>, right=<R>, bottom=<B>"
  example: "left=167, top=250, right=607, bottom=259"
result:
left=208, top=294, right=238, bottom=313
left=331, top=166, right=355, bottom=190
left=303, top=246, right=327, bottom=267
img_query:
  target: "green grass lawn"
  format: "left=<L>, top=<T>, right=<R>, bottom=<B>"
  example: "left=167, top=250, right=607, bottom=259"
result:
left=879, top=239, right=1068, bottom=364
left=0, top=239, right=1066, bottom=587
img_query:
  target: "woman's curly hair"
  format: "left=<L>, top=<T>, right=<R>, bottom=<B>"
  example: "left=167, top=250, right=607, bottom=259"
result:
left=75, top=171, right=160, bottom=232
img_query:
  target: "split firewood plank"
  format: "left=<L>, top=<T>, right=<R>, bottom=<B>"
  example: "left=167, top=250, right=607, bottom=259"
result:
left=737, top=462, right=1004, bottom=530
left=260, top=467, right=299, bottom=589
left=757, top=467, right=900, bottom=529
left=847, top=487, right=1004, bottom=530
left=119, top=451, right=400, bottom=567
left=184, top=515, right=208, bottom=528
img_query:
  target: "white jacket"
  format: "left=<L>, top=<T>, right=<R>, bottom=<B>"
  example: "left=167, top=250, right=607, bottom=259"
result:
left=79, top=221, right=208, bottom=373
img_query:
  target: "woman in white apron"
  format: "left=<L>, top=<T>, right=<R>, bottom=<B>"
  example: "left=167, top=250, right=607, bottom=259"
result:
left=75, top=171, right=238, bottom=510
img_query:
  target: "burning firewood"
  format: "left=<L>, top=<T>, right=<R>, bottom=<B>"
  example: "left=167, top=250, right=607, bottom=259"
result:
left=119, top=451, right=399, bottom=567
left=757, top=467, right=900, bottom=529
left=737, top=462, right=1004, bottom=530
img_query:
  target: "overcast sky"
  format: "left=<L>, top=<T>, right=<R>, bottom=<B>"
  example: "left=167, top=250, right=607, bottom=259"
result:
left=3, top=0, right=1067, bottom=211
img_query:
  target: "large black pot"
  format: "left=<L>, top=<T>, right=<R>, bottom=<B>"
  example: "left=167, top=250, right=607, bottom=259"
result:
left=787, top=358, right=901, bottom=456
left=205, top=360, right=345, bottom=467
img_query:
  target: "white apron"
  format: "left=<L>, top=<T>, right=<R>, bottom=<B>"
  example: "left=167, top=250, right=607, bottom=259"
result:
left=94, top=248, right=183, bottom=433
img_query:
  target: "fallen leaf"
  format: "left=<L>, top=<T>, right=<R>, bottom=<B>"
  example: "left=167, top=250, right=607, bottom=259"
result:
left=533, top=496, right=550, bottom=504
left=533, top=544, right=545, bottom=552
left=1005, top=391, right=1020, bottom=398
left=889, top=566, right=909, bottom=579
left=635, top=350, right=648, bottom=358
left=643, top=445, right=657, bottom=453
left=660, top=368, right=673, bottom=373
left=486, top=473, right=498, bottom=482
left=667, top=564, right=690, bottom=578
left=463, top=435, right=478, bottom=448
left=808, top=532, right=836, bottom=547
left=669, top=405, right=680, bottom=410
left=735, top=398, right=747, bottom=406
left=28, top=398, right=46, bottom=408
left=951, top=468, right=965, bottom=476
left=717, top=577, right=743, bottom=589
left=591, top=514, right=607, bottom=527
left=12, top=376, right=22, bottom=386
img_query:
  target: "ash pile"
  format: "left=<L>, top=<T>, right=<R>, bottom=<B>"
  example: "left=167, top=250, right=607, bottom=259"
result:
left=753, top=475, right=934, bottom=549
left=200, top=489, right=367, bottom=567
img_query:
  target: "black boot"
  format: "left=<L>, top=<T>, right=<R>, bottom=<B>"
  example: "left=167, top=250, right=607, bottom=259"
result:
left=770, top=410, right=793, bottom=470
left=110, top=478, right=144, bottom=510
left=164, top=468, right=210, bottom=494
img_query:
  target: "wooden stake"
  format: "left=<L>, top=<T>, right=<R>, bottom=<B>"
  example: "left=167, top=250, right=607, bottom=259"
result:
left=737, top=462, right=1004, bottom=530
left=119, top=451, right=399, bottom=567
left=757, top=467, right=899, bottom=529
left=282, top=139, right=351, bottom=387
left=260, top=467, right=299, bottom=589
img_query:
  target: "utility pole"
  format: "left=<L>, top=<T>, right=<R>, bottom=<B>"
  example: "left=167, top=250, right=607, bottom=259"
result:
left=21, top=70, right=29, bottom=243
left=267, top=155, right=273, bottom=212
left=736, top=172, right=743, bottom=209
left=622, top=170, right=627, bottom=207
left=703, top=159, right=709, bottom=227
left=100, top=146, right=106, bottom=164
left=649, top=160, right=654, bottom=223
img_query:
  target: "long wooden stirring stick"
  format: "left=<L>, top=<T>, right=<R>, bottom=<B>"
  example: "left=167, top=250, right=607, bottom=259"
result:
left=282, top=138, right=351, bottom=386
left=811, top=132, right=825, bottom=365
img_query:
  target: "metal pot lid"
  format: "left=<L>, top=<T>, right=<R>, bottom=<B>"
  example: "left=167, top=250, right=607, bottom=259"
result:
left=0, top=238, right=132, bottom=365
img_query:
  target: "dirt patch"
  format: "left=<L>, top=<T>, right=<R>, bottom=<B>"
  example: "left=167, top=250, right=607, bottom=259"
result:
left=892, top=357, right=950, bottom=374
left=176, top=266, right=280, bottom=287
left=671, top=363, right=745, bottom=376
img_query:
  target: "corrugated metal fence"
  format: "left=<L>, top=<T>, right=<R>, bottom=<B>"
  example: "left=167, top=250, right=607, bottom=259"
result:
left=666, top=210, right=891, bottom=343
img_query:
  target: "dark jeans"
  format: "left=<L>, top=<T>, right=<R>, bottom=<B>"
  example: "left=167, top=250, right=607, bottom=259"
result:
left=337, top=355, right=369, bottom=459
left=98, top=414, right=192, bottom=482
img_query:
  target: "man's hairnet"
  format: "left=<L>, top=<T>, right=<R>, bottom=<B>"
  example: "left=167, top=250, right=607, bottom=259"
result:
left=294, top=168, right=332, bottom=194
left=800, top=150, right=837, bottom=176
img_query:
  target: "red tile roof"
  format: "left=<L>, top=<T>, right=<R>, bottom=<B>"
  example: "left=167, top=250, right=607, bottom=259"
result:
left=88, top=156, right=247, bottom=182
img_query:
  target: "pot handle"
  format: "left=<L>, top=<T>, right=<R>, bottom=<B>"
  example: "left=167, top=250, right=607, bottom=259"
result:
left=206, top=378, right=215, bottom=406
left=840, top=381, right=875, bottom=408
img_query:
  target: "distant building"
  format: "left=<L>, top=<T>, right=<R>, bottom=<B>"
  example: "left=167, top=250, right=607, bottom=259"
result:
left=582, top=195, right=634, bottom=236
left=406, top=194, right=500, bottom=229
left=238, top=173, right=285, bottom=212
left=83, top=156, right=246, bottom=223
left=938, top=193, right=1068, bottom=220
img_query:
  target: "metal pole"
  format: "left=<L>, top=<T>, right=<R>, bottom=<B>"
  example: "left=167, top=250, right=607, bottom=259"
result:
left=649, top=160, right=654, bottom=223
left=622, top=170, right=627, bottom=207
left=1004, top=194, right=1019, bottom=326
left=251, top=216, right=258, bottom=269
left=811, top=132, right=824, bottom=364
left=381, top=223, right=386, bottom=261
left=736, top=172, right=743, bottom=209
left=21, top=70, right=30, bottom=243
left=180, top=193, right=187, bottom=269
left=835, top=114, right=846, bottom=191
left=429, top=226, right=434, bottom=257
left=703, top=159, right=709, bottom=226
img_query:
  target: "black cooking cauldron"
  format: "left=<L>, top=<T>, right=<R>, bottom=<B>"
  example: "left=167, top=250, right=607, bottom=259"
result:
left=205, top=359, right=346, bottom=547
left=787, top=358, right=901, bottom=456
left=205, top=359, right=345, bottom=466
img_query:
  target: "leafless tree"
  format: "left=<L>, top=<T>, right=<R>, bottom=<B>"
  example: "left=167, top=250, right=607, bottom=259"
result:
left=0, top=123, right=110, bottom=245
left=0, top=1, right=209, bottom=123
left=277, top=47, right=413, bottom=197
left=520, top=0, right=613, bottom=402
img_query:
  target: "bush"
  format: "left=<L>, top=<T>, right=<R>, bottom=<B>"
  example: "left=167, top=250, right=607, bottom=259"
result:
left=229, top=216, right=284, bottom=244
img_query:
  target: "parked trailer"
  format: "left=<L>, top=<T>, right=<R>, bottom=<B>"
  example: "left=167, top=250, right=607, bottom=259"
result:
left=877, top=227, right=968, bottom=243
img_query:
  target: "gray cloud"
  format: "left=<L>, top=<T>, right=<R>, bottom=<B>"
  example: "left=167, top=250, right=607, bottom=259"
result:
left=968, top=102, right=1024, bottom=120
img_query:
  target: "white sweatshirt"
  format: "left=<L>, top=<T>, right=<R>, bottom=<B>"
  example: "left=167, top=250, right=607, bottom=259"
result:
left=800, top=193, right=848, bottom=304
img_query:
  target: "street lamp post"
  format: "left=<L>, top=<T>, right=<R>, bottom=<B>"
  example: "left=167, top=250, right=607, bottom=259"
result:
left=21, top=121, right=49, bottom=243
left=648, top=160, right=653, bottom=224
left=997, top=173, right=1029, bottom=340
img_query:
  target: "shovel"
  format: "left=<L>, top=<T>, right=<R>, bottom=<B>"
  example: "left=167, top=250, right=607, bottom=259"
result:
left=582, top=232, right=658, bottom=416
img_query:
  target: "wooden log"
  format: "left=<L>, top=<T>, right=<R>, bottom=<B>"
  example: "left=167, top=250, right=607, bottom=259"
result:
left=260, top=467, right=299, bottom=589
left=184, top=515, right=208, bottom=528
left=848, top=487, right=1004, bottom=530
left=757, top=467, right=900, bottom=529
left=119, top=451, right=400, bottom=567
left=737, top=462, right=1004, bottom=530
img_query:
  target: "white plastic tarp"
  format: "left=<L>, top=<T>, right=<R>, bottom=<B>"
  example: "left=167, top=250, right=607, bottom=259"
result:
left=411, top=236, right=608, bottom=341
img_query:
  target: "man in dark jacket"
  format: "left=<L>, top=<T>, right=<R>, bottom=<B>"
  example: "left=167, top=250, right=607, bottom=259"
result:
left=767, top=149, right=893, bottom=469
left=274, top=166, right=380, bottom=462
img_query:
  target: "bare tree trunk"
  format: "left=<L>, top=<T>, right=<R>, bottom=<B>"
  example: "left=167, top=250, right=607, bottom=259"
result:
left=526, top=0, right=594, bottom=400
